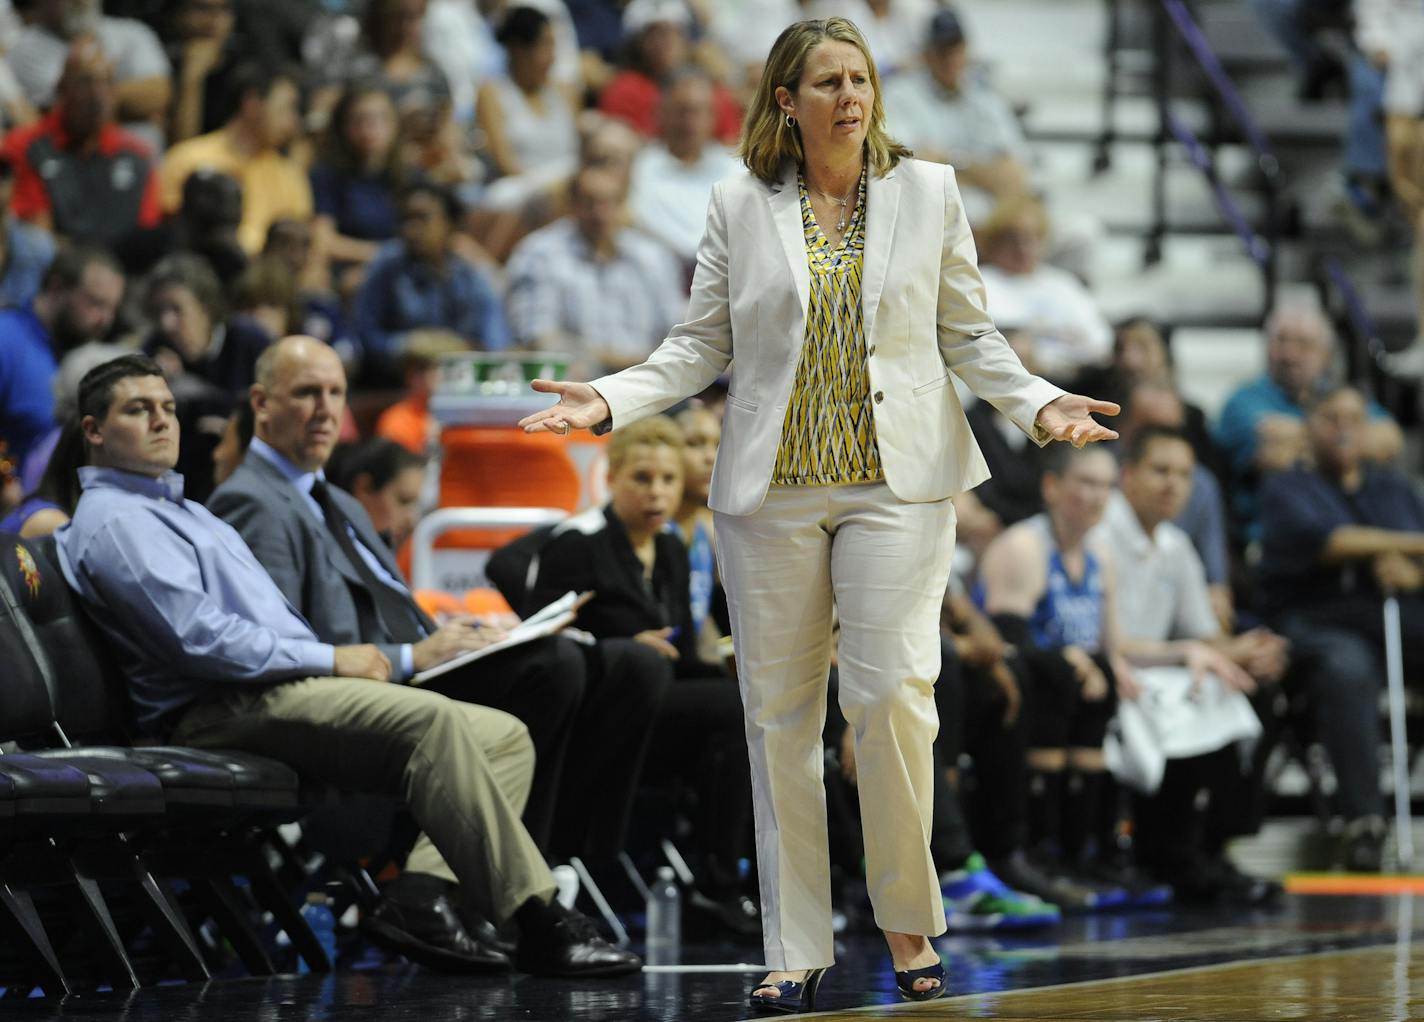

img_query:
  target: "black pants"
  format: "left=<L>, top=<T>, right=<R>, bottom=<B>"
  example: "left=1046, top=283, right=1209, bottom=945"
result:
left=551, top=637, right=671, bottom=859
left=425, top=635, right=665, bottom=859
left=1133, top=746, right=1246, bottom=872
left=935, top=636, right=1031, bottom=864
left=1278, top=598, right=1424, bottom=821
left=643, top=672, right=754, bottom=895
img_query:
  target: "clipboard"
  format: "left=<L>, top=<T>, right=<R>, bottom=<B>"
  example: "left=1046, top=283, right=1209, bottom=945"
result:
left=410, top=591, right=594, bottom=685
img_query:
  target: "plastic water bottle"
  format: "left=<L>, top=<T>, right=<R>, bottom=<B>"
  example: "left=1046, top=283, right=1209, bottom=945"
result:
left=645, top=866, right=681, bottom=961
left=298, top=892, right=338, bottom=974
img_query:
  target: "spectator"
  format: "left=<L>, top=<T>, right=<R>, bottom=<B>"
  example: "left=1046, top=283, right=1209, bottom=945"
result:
left=374, top=329, right=468, bottom=456
left=142, top=253, right=272, bottom=398
left=421, top=0, right=501, bottom=128
left=0, top=156, right=56, bottom=310
left=884, top=8, right=1028, bottom=224
left=506, top=165, right=684, bottom=379
left=166, top=0, right=243, bottom=143
left=977, top=195, right=1112, bottom=383
left=1076, top=319, right=1219, bottom=473
left=525, top=415, right=757, bottom=935
left=976, top=445, right=1136, bottom=909
left=140, top=255, right=266, bottom=500
left=958, top=332, right=1055, bottom=557
left=1116, top=381, right=1234, bottom=631
left=578, top=112, right=643, bottom=186
left=344, top=0, right=451, bottom=117
left=1250, top=0, right=1391, bottom=238
left=1095, top=425, right=1286, bottom=905
left=55, top=352, right=641, bottom=977
left=597, top=0, right=741, bottom=143
left=672, top=402, right=724, bottom=663
left=326, top=436, right=426, bottom=550
left=628, top=66, right=740, bottom=267
left=310, top=83, right=408, bottom=278
left=1258, top=385, right=1424, bottom=870
left=209, top=394, right=252, bottom=486
left=424, top=0, right=582, bottom=128
left=0, top=245, right=123, bottom=470
left=476, top=6, right=579, bottom=211
left=2, top=38, right=162, bottom=248
left=209, top=336, right=663, bottom=870
left=119, top=167, right=249, bottom=280
left=309, top=0, right=454, bottom=180
left=160, top=63, right=311, bottom=255
left=229, top=255, right=301, bottom=345
left=1214, top=304, right=1401, bottom=542
left=1364, top=2, right=1424, bottom=374
left=262, top=218, right=355, bottom=359
left=806, top=0, right=932, bottom=79
left=14, top=338, right=125, bottom=494
left=0, top=417, right=82, bottom=536
left=9, top=0, right=171, bottom=143
left=352, top=182, right=512, bottom=376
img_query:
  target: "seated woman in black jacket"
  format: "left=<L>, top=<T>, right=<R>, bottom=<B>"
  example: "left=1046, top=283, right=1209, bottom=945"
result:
left=528, top=415, right=758, bottom=937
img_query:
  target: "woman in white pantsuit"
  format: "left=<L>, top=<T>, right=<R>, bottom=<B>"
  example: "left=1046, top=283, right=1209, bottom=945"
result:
left=520, top=17, right=1119, bottom=1012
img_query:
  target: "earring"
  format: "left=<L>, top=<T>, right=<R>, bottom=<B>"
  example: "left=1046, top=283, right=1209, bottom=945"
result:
left=784, top=113, right=796, bottom=128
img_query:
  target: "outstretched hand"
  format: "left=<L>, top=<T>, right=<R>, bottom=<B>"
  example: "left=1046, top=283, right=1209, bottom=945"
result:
left=517, top=379, right=612, bottom=435
left=1036, top=394, right=1121, bottom=447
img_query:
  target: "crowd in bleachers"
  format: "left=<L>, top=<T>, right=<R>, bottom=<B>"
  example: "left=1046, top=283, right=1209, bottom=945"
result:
left=2, top=0, right=1424, bottom=993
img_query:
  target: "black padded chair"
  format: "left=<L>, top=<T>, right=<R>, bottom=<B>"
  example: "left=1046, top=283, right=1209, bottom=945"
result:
left=0, top=552, right=180, bottom=993
left=0, top=754, right=94, bottom=997
left=18, top=537, right=302, bottom=819
left=0, top=535, right=328, bottom=979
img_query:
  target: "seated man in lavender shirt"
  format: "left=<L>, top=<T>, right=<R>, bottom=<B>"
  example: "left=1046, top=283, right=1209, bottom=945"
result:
left=55, top=353, right=639, bottom=979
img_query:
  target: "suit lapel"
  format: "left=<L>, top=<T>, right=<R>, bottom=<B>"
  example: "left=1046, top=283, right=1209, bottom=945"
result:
left=246, top=452, right=369, bottom=591
left=769, top=170, right=810, bottom=326
left=861, top=167, right=900, bottom=342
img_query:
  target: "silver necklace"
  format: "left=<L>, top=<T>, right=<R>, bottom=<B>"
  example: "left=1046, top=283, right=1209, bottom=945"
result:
left=808, top=180, right=857, bottom=233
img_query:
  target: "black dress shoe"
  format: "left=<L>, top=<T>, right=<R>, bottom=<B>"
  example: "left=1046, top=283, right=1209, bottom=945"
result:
left=455, top=905, right=519, bottom=956
left=687, top=888, right=762, bottom=940
left=516, top=906, right=642, bottom=977
left=364, top=892, right=513, bottom=973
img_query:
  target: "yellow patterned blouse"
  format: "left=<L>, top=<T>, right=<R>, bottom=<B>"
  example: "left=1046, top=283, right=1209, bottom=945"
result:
left=771, top=169, right=884, bottom=487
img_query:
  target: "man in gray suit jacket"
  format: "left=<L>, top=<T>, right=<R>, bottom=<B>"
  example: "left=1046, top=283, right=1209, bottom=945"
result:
left=209, top=337, right=668, bottom=930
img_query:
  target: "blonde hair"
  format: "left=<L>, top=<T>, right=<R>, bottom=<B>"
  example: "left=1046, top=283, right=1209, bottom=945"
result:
left=737, top=18, right=910, bottom=185
left=607, top=415, right=685, bottom=472
left=975, top=193, right=1049, bottom=251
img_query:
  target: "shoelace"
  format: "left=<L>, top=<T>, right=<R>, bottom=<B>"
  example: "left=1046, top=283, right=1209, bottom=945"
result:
left=556, top=911, right=604, bottom=943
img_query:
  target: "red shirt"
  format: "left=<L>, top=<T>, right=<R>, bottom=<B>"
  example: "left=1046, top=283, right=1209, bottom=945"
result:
left=598, top=71, right=743, bottom=144
left=2, top=109, right=162, bottom=245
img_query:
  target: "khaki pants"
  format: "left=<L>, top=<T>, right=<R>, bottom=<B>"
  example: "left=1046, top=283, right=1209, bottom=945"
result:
left=716, top=482, right=956, bottom=970
left=171, top=677, right=557, bottom=923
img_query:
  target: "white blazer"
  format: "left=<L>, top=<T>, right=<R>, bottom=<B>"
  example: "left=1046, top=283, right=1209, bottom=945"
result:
left=590, top=158, right=1066, bottom=517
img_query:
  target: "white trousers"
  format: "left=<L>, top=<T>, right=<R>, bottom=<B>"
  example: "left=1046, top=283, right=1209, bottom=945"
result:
left=715, top=482, right=956, bottom=970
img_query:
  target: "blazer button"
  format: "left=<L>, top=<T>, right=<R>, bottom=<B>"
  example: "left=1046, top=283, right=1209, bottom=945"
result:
left=873, top=390, right=884, bottom=404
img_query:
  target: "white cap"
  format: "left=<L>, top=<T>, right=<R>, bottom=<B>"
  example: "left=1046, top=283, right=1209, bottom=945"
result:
left=622, top=0, right=692, bottom=35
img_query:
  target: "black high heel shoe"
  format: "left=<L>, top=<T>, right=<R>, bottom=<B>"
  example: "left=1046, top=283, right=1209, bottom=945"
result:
left=748, top=966, right=830, bottom=1014
left=895, top=959, right=946, bottom=1002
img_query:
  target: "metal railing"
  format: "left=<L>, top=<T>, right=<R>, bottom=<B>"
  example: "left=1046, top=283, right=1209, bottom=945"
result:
left=409, top=507, right=568, bottom=592
left=1145, top=0, right=1282, bottom=314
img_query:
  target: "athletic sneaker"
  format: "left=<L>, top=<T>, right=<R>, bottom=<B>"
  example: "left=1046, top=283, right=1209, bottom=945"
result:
left=1076, top=861, right=1174, bottom=909
left=988, top=851, right=1127, bottom=912
left=941, top=853, right=1061, bottom=931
